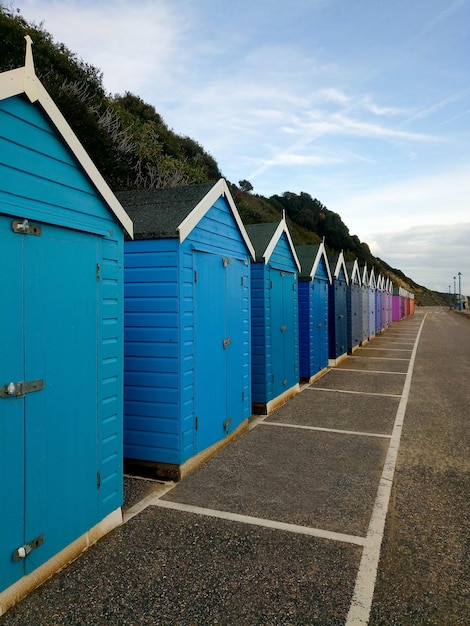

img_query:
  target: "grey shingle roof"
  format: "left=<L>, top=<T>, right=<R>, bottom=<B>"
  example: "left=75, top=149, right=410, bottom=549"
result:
left=295, top=244, right=321, bottom=280
left=244, top=222, right=279, bottom=261
left=116, top=183, right=214, bottom=240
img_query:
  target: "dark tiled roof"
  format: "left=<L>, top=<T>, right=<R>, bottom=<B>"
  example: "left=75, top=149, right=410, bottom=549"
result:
left=244, top=222, right=279, bottom=261
left=328, top=255, right=339, bottom=275
left=116, top=183, right=214, bottom=240
left=295, top=244, right=321, bottom=280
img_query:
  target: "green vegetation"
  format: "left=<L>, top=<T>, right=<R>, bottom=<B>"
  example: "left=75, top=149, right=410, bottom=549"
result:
left=0, top=5, right=447, bottom=305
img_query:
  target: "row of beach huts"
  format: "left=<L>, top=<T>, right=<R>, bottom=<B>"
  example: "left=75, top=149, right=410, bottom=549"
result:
left=0, top=41, right=414, bottom=612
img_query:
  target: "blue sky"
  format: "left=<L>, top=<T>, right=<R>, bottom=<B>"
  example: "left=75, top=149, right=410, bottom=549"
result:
left=16, top=0, right=470, bottom=294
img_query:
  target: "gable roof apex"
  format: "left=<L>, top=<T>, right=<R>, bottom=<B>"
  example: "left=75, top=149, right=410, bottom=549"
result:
left=244, top=216, right=301, bottom=272
left=328, top=251, right=349, bottom=284
left=295, top=242, right=332, bottom=283
left=0, top=37, right=133, bottom=237
left=117, top=179, right=255, bottom=258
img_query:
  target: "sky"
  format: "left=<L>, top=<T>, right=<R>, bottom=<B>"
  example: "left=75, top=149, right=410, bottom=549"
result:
left=13, top=0, right=470, bottom=295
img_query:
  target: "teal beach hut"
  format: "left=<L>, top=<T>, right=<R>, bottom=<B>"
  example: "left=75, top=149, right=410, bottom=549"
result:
left=0, top=39, right=132, bottom=613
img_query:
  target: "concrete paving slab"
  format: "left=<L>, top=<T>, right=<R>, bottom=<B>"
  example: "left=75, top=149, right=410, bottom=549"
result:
left=337, top=356, right=409, bottom=373
left=161, top=425, right=389, bottom=537
left=311, top=368, right=405, bottom=396
left=353, top=347, right=413, bottom=360
left=269, top=387, right=399, bottom=434
left=0, top=507, right=362, bottom=626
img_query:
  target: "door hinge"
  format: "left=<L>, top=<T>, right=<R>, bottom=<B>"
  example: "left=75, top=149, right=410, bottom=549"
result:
left=11, top=219, right=41, bottom=236
left=194, top=270, right=198, bottom=283
left=0, top=379, right=44, bottom=398
left=195, top=416, right=199, bottom=431
left=96, top=263, right=101, bottom=281
left=242, top=391, right=245, bottom=402
left=12, top=534, right=44, bottom=561
left=97, top=471, right=101, bottom=489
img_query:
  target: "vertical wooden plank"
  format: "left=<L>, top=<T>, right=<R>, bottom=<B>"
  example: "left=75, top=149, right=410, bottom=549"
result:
left=24, top=224, right=98, bottom=573
left=0, top=215, right=26, bottom=591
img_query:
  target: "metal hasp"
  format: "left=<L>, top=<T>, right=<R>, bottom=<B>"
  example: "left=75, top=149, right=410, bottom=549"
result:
left=12, top=535, right=44, bottom=562
left=280, top=325, right=287, bottom=332
left=222, top=337, right=232, bottom=349
left=223, top=418, right=232, bottom=435
left=0, top=379, right=44, bottom=398
left=11, top=219, right=42, bottom=236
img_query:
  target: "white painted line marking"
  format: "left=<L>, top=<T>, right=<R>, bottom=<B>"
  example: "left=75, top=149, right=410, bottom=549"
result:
left=346, top=314, right=426, bottom=625
left=359, top=347, right=412, bottom=352
left=333, top=368, right=406, bottom=375
left=150, top=498, right=367, bottom=547
left=349, top=356, right=410, bottom=362
left=307, top=388, right=402, bottom=398
left=123, top=482, right=175, bottom=523
left=261, top=421, right=392, bottom=439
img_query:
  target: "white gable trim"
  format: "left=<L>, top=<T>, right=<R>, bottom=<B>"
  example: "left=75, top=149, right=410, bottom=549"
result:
left=310, top=242, right=332, bottom=283
left=362, top=263, right=369, bottom=287
left=262, top=216, right=301, bottom=272
left=333, top=251, right=349, bottom=285
left=349, top=259, right=361, bottom=285
left=0, top=37, right=133, bottom=237
left=177, top=178, right=256, bottom=260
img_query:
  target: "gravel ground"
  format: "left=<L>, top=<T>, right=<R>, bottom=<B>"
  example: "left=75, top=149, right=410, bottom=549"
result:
left=0, top=507, right=361, bottom=625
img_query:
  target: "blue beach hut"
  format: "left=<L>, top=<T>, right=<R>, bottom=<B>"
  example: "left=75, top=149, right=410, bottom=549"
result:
left=0, top=39, right=132, bottom=612
left=367, top=267, right=377, bottom=340
left=328, top=252, right=349, bottom=365
left=346, top=259, right=363, bottom=353
left=118, top=179, right=254, bottom=480
left=376, top=274, right=387, bottom=334
left=296, top=242, right=332, bottom=382
left=361, top=265, right=370, bottom=344
left=245, top=217, right=300, bottom=414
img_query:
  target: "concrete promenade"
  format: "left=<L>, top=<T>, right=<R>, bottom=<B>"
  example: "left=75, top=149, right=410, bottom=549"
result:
left=1, top=307, right=468, bottom=625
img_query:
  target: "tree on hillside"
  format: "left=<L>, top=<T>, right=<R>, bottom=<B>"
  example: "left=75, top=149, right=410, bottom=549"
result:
left=239, top=179, right=253, bottom=193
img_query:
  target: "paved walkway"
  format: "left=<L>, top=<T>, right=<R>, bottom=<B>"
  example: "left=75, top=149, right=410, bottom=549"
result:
left=1, top=307, right=468, bottom=625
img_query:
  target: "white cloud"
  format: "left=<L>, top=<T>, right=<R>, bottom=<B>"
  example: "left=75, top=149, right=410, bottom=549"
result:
left=336, top=165, right=470, bottom=237
left=20, top=0, right=189, bottom=95
left=368, top=222, right=470, bottom=293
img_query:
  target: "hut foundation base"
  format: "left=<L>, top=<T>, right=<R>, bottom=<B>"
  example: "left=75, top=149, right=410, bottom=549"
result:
left=251, top=383, right=300, bottom=416
left=125, top=418, right=249, bottom=482
left=0, top=508, right=122, bottom=617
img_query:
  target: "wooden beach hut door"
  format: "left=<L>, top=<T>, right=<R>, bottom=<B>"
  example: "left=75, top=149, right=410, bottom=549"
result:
left=312, top=279, right=329, bottom=373
left=0, top=216, right=99, bottom=591
left=194, top=251, right=246, bottom=453
left=270, top=268, right=296, bottom=397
